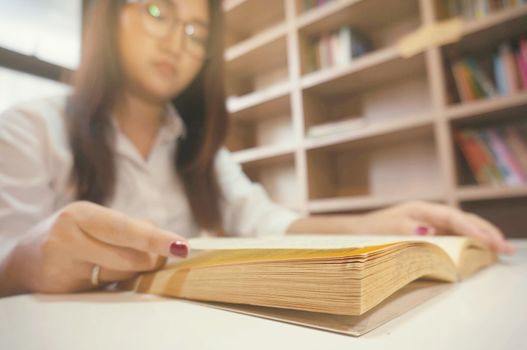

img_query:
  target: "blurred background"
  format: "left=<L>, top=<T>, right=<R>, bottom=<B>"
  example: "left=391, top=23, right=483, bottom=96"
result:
left=1, top=0, right=526, bottom=237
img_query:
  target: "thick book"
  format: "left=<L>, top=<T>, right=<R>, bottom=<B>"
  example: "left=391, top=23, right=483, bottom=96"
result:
left=121, top=235, right=496, bottom=335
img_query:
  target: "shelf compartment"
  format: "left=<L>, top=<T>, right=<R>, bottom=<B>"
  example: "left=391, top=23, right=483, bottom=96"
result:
left=305, top=124, right=442, bottom=202
left=439, top=6, right=527, bottom=106
left=302, top=65, right=432, bottom=138
left=224, top=0, right=285, bottom=49
left=225, top=29, right=289, bottom=100
left=450, top=107, right=527, bottom=188
left=297, top=0, right=421, bottom=74
left=226, top=93, right=294, bottom=154
left=241, top=153, right=302, bottom=210
left=460, top=197, right=527, bottom=238
left=225, top=23, right=287, bottom=63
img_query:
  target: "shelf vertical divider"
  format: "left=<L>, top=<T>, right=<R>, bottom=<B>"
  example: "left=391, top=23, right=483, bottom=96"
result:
left=285, top=0, right=309, bottom=214
left=422, top=0, right=458, bottom=207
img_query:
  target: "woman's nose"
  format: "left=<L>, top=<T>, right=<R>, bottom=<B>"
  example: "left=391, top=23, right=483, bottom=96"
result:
left=163, top=23, right=186, bottom=55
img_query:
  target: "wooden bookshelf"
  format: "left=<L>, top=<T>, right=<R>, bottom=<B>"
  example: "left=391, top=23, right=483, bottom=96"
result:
left=223, top=0, right=527, bottom=237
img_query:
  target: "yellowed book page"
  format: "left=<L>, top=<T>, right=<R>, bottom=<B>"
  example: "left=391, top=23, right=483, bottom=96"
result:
left=197, top=280, right=451, bottom=336
left=164, top=244, right=392, bottom=271
left=187, top=235, right=475, bottom=266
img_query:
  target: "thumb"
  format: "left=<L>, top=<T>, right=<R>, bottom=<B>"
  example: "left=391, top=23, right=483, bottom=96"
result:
left=140, top=218, right=168, bottom=269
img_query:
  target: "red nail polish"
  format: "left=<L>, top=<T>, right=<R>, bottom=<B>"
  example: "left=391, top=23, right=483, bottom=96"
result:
left=416, top=226, right=430, bottom=236
left=170, top=241, right=188, bottom=258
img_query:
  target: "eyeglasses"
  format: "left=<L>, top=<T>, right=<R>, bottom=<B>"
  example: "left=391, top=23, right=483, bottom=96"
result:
left=126, top=0, right=209, bottom=59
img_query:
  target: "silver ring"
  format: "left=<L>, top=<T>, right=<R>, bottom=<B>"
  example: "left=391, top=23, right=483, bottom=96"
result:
left=91, top=265, right=101, bottom=286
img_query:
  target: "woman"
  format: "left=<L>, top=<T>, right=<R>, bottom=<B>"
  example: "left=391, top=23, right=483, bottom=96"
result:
left=0, top=0, right=514, bottom=297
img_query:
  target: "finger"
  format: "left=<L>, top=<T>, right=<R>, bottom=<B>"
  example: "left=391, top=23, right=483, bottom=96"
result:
left=465, top=213, right=516, bottom=255
left=78, top=262, right=139, bottom=285
left=54, top=221, right=168, bottom=272
left=409, top=202, right=495, bottom=247
left=414, top=203, right=514, bottom=254
left=64, top=202, right=188, bottom=257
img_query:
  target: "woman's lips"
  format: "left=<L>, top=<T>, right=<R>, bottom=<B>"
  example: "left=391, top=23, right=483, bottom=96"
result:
left=153, top=62, right=176, bottom=76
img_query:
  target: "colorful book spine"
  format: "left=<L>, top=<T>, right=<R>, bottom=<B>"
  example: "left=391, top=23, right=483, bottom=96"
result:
left=503, top=126, right=527, bottom=176
left=452, top=61, right=475, bottom=102
left=487, top=128, right=526, bottom=183
left=494, top=50, right=509, bottom=96
left=478, top=129, right=515, bottom=185
left=467, top=130, right=503, bottom=184
left=455, top=130, right=494, bottom=185
left=517, top=38, right=527, bottom=89
left=465, top=57, right=499, bottom=97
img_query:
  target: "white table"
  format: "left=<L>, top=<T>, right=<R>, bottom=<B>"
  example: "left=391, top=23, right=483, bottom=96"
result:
left=1, top=240, right=526, bottom=350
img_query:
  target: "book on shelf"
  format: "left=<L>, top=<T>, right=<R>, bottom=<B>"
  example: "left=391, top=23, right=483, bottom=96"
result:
left=308, top=26, right=372, bottom=72
left=121, top=234, right=496, bottom=336
left=444, top=0, right=527, bottom=20
left=306, top=117, right=366, bottom=138
left=449, top=37, right=527, bottom=103
left=455, top=123, right=527, bottom=186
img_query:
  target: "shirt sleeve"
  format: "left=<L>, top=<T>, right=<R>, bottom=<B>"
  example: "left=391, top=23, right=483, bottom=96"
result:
left=214, top=147, right=304, bottom=237
left=0, top=106, right=56, bottom=260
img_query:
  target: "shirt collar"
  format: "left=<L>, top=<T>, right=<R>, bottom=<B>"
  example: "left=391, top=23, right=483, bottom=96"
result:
left=111, top=103, right=187, bottom=143
left=111, top=103, right=187, bottom=166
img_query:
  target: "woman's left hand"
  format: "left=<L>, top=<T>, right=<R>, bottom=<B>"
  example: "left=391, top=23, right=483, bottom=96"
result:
left=354, top=200, right=515, bottom=254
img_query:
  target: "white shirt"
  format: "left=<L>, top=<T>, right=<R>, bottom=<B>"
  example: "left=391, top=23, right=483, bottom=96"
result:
left=0, top=95, right=302, bottom=259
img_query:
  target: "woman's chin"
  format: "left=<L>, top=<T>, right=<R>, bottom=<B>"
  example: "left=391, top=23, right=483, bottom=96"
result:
left=144, top=82, right=181, bottom=103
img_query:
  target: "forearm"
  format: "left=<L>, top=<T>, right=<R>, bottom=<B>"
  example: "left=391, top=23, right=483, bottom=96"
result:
left=285, top=214, right=365, bottom=235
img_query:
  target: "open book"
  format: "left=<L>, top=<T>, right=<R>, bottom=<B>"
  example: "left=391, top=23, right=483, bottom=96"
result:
left=120, top=235, right=496, bottom=335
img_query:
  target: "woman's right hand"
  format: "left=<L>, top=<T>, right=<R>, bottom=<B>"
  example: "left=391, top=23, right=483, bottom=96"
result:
left=2, top=201, right=188, bottom=295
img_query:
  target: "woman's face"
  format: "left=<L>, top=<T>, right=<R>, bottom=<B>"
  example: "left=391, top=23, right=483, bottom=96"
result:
left=118, top=0, right=209, bottom=103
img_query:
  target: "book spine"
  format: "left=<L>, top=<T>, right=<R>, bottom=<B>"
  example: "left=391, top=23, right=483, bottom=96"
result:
left=473, top=130, right=505, bottom=184
left=516, top=52, right=527, bottom=89
left=465, top=57, right=499, bottom=97
left=503, top=126, right=527, bottom=177
left=339, top=26, right=352, bottom=64
left=517, top=37, right=527, bottom=89
left=488, top=128, right=526, bottom=183
left=494, top=51, right=509, bottom=96
left=452, top=60, right=473, bottom=102
left=480, top=129, right=516, bottom=185
left=461, top=61, right=479, bottom=101
left=455, top=130, right=493, bottom=185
